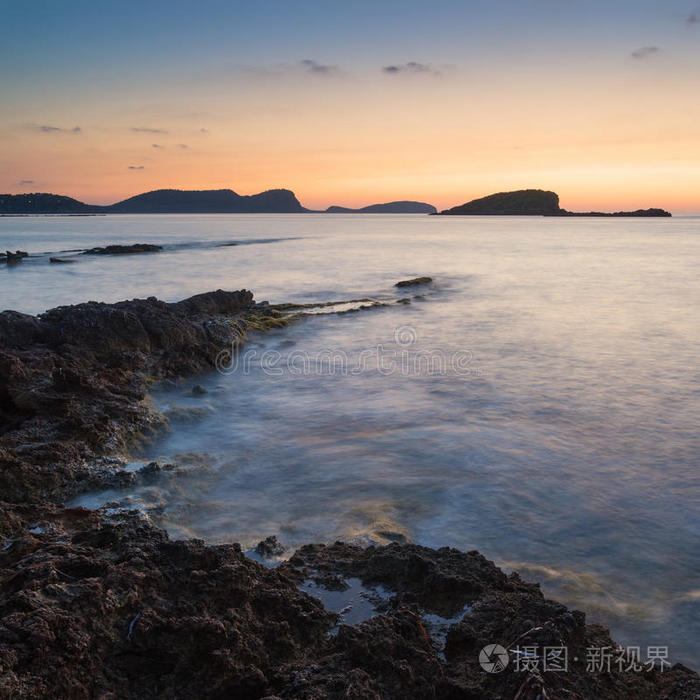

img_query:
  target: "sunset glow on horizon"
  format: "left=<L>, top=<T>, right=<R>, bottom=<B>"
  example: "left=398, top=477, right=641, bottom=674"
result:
left=2, top=0, right=700, bottom=212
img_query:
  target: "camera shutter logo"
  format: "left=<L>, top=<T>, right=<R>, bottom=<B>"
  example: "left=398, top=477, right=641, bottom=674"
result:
left=479, top=644, right=509, bottom=673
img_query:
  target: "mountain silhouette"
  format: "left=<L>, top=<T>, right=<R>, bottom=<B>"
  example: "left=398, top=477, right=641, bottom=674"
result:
left=0, top=188, right=305, bottom=214
left=325, top=201, right=437, bottom=214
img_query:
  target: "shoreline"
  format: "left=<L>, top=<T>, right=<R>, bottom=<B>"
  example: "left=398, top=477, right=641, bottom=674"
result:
left=0, top=289, right=698, bottom=698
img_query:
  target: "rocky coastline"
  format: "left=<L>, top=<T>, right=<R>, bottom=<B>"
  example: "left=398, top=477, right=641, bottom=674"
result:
left=0, top=290, right=697, bottom=698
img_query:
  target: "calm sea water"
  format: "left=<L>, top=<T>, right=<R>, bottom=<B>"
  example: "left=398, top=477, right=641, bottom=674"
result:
left=1, top=214, right=699, bottom=666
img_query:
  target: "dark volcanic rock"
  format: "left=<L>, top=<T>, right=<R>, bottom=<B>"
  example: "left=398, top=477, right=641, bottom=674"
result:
left=0, top=506, right=333, bottom=699
left=0, top=290, right=255, bottom=503
left=0, top=517, right=696, bottom=699
left=81, top=243, right=163, bottom=255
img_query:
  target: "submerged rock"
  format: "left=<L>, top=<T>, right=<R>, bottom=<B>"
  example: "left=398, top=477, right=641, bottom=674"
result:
left=2, top=250, right=28, bottom=264
left=49, top=256, right=77, bottom=264
left=81, top=243, right=163, bottom=255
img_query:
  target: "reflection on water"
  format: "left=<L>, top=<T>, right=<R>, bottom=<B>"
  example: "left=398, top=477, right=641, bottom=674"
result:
left=2, top=213, right=699, bottom=666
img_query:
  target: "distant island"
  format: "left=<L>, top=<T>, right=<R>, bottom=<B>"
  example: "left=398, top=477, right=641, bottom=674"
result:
left=0, top=187, right=671, bottom=216
left=0, top=188, right=306, bottom=215
left=437, top=189, right=671, bottom=217
left=325, top=201, right=437, bottom=214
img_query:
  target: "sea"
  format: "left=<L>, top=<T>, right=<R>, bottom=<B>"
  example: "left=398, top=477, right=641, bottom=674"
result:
left=1, top=213, right=698, bottom=666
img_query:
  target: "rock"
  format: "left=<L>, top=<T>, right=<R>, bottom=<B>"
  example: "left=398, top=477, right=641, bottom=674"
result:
left=255, top=535, right=286, bottom=558
left=81, top=244, right=163, bottom=255
left=0, top=511, right=696, bottom=699
left=49, top=257, right=77, bottom=264
left=395, top=276, right=433, bottom=287
left=0, top=289, right=254, bottom=503
left=3, top=250, right=27, bottom=264
left=191, top=384, right=208, bottom=396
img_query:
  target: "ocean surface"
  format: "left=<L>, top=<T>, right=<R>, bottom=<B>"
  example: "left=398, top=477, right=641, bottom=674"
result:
left=1, top=213, right=699, bottom=666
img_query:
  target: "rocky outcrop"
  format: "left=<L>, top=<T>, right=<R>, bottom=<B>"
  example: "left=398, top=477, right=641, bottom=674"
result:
left=0, top=509, right=697, bottom=699
left=0, top=290, right=266, bottom=502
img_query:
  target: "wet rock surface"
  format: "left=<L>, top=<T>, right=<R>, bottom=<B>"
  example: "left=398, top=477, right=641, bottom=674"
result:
left=0, top=512, right=697, bottom=699
left=0, top=290, right=258, bottom=503
left=0, top=288, right=697, bottom=698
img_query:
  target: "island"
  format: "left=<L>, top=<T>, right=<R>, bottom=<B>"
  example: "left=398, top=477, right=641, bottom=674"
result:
left=325, top=201, right=437, bottom=214
left=437, top=189, right=671, bottom=217
left=0, top=188, right=306, bottom=215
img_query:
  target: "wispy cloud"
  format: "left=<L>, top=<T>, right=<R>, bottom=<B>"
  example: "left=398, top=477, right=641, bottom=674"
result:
left=631, top=46, right=661, bottom=59
left=18, top=179, right=35, bottom=185
left=29, top=124, right=81, bottom=134
left=178, top=144, right=188, bottom=148
left=152, top=143, right=163, bottom=148
left=199, top=128, right=209, bottom=133
left=128, top=165, right=145, bottom=170
left=131, top=126, right=168, bottom=134
left=300, top=59, right=341, bottom=76
left=382, top=62, right=441, bottom=76
left=687, top=13, right=699, bottom=24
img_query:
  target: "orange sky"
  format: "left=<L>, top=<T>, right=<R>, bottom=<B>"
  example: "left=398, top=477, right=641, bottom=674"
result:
left=2, top=2, right=699, bottom=213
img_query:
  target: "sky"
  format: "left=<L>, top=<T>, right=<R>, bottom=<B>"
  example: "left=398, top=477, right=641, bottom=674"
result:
left=1, top=0, right=699, bottom=212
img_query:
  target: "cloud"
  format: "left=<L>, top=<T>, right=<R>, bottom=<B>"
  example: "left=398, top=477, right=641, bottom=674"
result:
left=631, top=46, right=661, bottom=59
left=18, top=179, right=35, bottom=185
left=131, top=126, right=168, bottom=134
left=152, top=143, right=163, bottom=148
left=382, top=62, right=441, bottom=76
left=687, top=13, right=699, bottom=24
left=178, top=144, right=188, bottom=148
left=199, top=128, right=209, bottom=133
left=128, top=165, right=145, bottom=170
left=300, top=59, right=341, bottom=76
left=30, top=124, right=81, bottom=133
